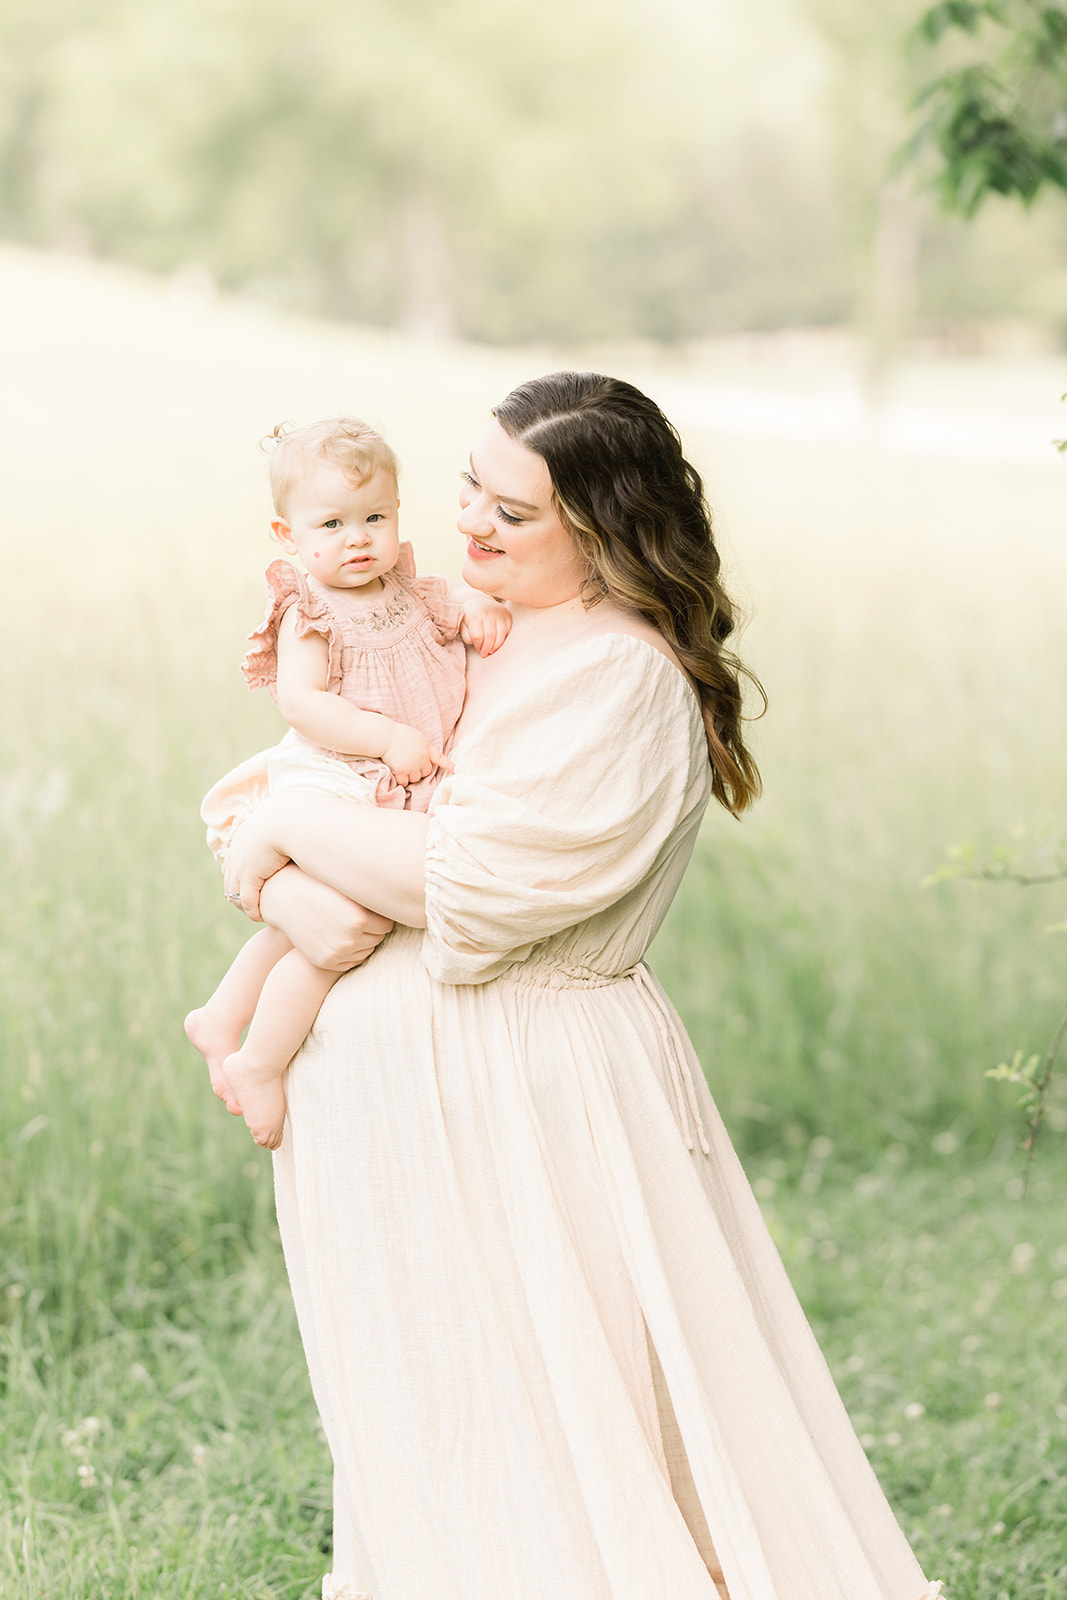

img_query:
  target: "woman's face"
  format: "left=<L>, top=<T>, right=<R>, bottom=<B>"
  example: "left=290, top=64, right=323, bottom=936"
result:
left=458, top=420, right=587, bottom=607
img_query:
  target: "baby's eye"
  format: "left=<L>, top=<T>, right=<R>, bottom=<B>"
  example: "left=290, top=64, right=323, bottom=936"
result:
left=496, top=507, right=523, bottom=526
left=366, top=513, right=383, bottom=523
left=322, top=518, right=342, bottom=530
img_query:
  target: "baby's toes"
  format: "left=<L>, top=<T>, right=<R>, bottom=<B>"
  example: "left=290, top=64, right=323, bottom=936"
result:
left=249, top=1120, right=283, bottom=1151
left=210, top=1067, right=242, bottom=1114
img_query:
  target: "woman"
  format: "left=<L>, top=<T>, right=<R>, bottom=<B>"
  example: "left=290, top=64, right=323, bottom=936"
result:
left=226, top=373, right=941, bottom=1600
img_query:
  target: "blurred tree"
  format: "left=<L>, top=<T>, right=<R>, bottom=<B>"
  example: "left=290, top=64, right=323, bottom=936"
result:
left=798, top=0, right=930, bottom=394
left=908, top=0, right=1067, bottom=214
left=0, top=0, right=855, bottom=341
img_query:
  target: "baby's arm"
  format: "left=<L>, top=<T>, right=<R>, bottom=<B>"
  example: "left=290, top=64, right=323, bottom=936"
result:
left=275, top=607, right=447, bottom=786
left=451, top=584, right=512, bottom=657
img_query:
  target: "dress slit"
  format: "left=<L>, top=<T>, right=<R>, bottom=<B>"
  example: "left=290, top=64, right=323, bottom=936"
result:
left=646, top=1323, right=732, bottom=1600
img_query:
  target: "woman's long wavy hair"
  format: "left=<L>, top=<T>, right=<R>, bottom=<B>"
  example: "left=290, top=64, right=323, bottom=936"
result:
left=493, top=372, right=764, bottom=816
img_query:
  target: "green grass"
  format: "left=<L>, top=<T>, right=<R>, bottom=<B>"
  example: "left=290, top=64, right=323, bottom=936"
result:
left=2, top=251, right=1067, bottom=1595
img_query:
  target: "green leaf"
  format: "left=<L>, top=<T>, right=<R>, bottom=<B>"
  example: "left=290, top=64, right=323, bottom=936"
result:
left=917, top=1, right=992, bottom=44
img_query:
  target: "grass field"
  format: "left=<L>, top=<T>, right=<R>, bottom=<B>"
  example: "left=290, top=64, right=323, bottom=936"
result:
left=2, top=245, right=1067, bottom=1597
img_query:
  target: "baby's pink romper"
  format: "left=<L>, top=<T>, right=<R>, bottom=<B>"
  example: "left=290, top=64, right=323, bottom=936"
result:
left=200, top=544, right=466, bottom=861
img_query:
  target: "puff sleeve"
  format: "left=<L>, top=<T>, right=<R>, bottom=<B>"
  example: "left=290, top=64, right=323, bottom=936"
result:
left=241, top=560, right=339, bottom=700
left=423, top=634, right=711, bottom=984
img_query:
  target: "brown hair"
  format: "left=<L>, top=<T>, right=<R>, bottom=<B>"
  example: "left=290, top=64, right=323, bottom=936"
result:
left=264, top=417, right=400, bottom=517
left=492, top=372, right=763, bottom=816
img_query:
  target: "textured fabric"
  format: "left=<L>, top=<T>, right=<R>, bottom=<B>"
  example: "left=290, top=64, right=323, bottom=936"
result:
left=201, top=544, right=466, bottom=859
left=273, top=633, right=941, bottom=1600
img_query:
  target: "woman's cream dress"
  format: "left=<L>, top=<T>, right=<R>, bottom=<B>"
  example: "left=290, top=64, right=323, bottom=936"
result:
left=272, top=634, right=941, bottom=1600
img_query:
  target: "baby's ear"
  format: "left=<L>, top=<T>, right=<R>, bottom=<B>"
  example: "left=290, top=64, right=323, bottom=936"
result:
left=270, top=518, right=296, bottom=551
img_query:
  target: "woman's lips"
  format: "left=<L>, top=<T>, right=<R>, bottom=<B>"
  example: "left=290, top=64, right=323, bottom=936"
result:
left=466, top=538, right=502, bottom=561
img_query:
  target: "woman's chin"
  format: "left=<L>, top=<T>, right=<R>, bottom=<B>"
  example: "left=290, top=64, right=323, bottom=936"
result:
left=461, top=560, right=506, bottom=596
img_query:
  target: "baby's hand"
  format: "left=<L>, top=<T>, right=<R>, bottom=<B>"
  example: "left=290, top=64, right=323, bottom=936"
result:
left=460, top=594, right=512, bottom=657
left=381, top=722, right=454, bottom=786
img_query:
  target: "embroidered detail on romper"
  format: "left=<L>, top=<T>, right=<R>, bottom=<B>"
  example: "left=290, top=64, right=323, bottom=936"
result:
left=349, top=588, right=413, bottom=633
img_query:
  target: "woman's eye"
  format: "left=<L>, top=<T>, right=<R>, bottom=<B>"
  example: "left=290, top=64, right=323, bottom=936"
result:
left=496, top=507, right=523, bottom=526
left=460, top=470, right=478, bottom=489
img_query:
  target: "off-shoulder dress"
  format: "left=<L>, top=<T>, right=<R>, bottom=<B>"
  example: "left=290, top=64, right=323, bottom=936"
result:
left=272, top=632, right=942, bottom=1600
left=201, top=545, right=465, bottom=860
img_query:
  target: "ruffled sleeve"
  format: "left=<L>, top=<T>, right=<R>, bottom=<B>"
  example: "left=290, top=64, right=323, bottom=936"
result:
left=394, top=541, right=463, bottom=646
left=241, top=560, right=339, bottom=701
left=423, top=634, right=711, bottom=984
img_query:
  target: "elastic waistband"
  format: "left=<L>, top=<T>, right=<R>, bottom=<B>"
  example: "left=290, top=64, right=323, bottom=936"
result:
left=501, top=962, right=644, bottom=992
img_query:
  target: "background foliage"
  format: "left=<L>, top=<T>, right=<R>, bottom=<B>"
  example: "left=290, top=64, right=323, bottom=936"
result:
left=910, top=0, right=1067, bottom=213
left=1, top=0, right=1066, bottom=345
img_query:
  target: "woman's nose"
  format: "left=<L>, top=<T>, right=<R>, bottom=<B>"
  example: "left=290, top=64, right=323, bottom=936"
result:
left=456, top=495, right=487, bottom=536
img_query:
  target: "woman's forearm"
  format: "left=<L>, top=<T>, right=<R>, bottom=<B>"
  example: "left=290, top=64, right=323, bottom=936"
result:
left=269, top=792, right=429, bottom=928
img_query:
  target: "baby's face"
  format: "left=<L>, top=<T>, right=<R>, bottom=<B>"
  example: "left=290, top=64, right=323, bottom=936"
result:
left=273, top=463, right=400, bottom=594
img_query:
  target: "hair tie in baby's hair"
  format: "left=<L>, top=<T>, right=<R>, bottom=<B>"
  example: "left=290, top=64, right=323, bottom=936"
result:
left=259, top=421, right=295, bottom=454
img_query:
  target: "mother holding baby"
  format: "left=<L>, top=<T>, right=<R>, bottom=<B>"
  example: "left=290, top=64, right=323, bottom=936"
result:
left=225, top=373, right=941, bottom=1600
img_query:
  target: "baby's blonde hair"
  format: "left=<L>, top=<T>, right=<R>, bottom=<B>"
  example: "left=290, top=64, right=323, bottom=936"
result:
left=264, top=417, right=400, bottom=517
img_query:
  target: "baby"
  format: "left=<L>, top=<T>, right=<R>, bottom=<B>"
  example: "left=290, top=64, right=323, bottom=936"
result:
left=185, top=417, right=509, bottom=1148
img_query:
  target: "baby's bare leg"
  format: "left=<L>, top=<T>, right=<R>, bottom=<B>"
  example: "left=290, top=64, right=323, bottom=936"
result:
left=223, top=950, right=341, bottom=1149
left=185, top=926, right=294, bottom=1113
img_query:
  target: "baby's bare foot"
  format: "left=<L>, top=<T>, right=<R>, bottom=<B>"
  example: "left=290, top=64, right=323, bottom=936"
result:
left=184, top=1007, right=243, bottom=1115
left=223, top=1049, right=287, bottom=1150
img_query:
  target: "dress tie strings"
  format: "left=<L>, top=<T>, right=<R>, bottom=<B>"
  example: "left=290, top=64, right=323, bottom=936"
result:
left=631, top=965, right=711, bottom=1157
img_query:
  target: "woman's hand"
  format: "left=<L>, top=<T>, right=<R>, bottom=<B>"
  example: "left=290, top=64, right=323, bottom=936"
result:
left=223, top=799, right=294, bottom=922
left=223, top=789, right=428, bottom=930
left=259, top=865, right=394, bottom=971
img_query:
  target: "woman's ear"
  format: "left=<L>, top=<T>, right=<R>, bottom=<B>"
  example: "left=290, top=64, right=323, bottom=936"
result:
left=270, top=518, right=297, bottom=552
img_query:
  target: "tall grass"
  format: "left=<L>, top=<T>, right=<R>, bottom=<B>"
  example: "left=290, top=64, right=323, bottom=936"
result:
left=2, top=250, right=1066, bottom=1595
left=653, top=485, right=1067, bottom=1157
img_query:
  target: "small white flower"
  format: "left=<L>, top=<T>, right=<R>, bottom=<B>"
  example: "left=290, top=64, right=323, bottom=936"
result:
left=985, top=1391, right=1003, bottom=1409
left=905, top=1402, right=926, bottom=1421
left=885, top=1431, right=902, bottom=1447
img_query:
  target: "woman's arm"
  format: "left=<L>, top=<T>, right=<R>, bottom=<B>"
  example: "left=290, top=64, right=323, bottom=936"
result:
left=225, top=792, right=429, bottom=929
